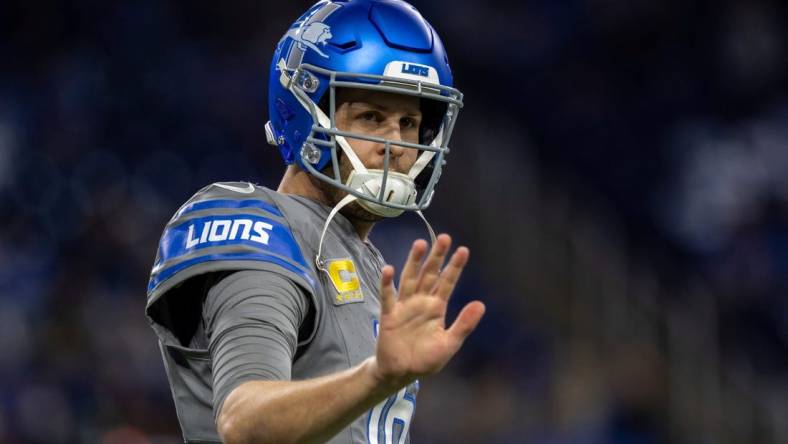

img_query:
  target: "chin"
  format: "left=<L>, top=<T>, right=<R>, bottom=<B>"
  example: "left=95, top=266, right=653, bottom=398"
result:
left=340, top=201, right=385, bottom=223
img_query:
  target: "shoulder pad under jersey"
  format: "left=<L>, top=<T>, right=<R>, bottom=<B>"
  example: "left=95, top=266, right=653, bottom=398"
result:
left=146, top=182, right=316, bottom=307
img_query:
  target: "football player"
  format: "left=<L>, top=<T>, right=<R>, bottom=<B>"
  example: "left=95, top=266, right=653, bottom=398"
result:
left=145, top=1, right=485, bottom=443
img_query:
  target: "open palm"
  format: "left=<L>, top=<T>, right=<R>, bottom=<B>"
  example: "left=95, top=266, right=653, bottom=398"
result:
left=373, top=234, right=486, bottom=389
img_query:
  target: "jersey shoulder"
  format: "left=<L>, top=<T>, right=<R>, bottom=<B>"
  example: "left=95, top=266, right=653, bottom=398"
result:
left=146, top=182, right=316, bottom=307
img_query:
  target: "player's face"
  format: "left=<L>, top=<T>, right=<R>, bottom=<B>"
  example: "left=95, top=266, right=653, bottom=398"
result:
left=315, top=89, right=423, bottom=223
left=333, top=88, right=422, bottom=174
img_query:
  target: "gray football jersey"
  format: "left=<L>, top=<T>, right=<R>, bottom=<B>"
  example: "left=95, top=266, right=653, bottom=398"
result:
left=146, top=182, right=418, bottom=444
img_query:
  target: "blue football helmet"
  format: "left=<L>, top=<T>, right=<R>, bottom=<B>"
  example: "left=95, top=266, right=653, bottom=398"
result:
left=265, top=0, right=463, bottom=218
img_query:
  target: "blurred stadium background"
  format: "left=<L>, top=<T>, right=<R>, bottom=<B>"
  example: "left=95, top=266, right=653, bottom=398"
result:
left=1, top=0, right=787, bottom=443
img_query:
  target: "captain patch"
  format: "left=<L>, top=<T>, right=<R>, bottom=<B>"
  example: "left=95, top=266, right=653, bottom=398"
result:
left=325, top=259, right=365, bottom=305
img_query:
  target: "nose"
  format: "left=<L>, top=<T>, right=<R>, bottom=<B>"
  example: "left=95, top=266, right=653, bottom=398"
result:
left=378, top=121, right=407, bottom=159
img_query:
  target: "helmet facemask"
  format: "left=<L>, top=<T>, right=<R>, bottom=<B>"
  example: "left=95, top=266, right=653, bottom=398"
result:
left=278, top=62, right=463, bottom=218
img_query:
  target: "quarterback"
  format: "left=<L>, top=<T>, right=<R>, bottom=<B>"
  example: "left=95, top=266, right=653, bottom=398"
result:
left=145, top=1, right=485, bottom=443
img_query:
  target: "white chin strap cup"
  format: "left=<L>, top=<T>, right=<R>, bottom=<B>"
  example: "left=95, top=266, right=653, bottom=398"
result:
left=314, top=169, right=436, bottom=270
left=315, top=189, right=436, bottom=270
left=346, top=170, right=417, bottom=218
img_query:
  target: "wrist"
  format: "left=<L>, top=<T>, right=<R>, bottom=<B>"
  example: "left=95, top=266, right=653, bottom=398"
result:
left=361, top=357, right=411, bottom=396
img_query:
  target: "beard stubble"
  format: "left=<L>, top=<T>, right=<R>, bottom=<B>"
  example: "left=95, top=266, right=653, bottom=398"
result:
left=310, top=154, right=386, bottom=224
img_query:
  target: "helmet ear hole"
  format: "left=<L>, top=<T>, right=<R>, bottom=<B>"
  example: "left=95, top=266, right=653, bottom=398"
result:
left=317, top=91, right=332, bottom=116
left=414, top=155, right=435, bottom=192
left=419, top=99, right=446, bottom=145
left=415, top=98, right=446, bottom=194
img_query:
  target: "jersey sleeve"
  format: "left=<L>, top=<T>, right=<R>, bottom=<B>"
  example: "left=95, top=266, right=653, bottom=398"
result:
left=147, top=183, right=316, bottom=301
left=145, top=183, right=318, bottom=346
left=204, top=269, right=311, bottom=420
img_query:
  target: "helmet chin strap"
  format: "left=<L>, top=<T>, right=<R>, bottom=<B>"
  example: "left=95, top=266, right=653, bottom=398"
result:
left=315, top=193, right=357, bottom=270
left=315, top=191, right=437, bottom=271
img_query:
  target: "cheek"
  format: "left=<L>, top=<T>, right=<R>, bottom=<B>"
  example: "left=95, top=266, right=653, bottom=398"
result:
left=346, top=137, right=378, bottom=165
left=401, top=148, right=419, bottom=169
left=345, top=137, right=377, bottom=161
left=403, top=127, right=420, bottom=145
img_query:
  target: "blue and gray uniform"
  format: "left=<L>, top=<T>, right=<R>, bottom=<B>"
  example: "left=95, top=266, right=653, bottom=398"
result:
left=145, top=182, right=418, bottom=444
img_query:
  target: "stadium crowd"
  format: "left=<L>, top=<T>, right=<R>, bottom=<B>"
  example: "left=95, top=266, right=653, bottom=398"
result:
left=0, top=0, right=785, bottom=442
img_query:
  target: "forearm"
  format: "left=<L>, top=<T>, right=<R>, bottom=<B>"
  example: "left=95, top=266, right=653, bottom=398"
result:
left=217, top=357, right=401, bottom=444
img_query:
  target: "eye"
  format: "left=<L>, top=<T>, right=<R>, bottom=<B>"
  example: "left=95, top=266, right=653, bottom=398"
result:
left=400, top=117, right=419, bottom=129
left=359, top=111, right=380, bottom=122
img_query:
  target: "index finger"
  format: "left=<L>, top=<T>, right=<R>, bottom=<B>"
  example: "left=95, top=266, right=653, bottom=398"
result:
left=398, top=239, right=428, bottom=297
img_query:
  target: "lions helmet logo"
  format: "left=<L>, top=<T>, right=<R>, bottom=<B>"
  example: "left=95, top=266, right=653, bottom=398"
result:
left=285, top=22, right=333, bottom=58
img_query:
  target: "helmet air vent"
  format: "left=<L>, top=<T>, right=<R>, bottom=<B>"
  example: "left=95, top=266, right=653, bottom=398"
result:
left=369, top=2, right=433, bottom=52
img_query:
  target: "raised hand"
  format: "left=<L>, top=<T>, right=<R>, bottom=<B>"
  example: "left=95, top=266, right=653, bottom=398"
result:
left=371, top=234, right=486, bottom=390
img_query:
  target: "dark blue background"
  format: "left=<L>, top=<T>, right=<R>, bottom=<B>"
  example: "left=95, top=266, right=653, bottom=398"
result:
left=0, top=1, right=785, bottom=443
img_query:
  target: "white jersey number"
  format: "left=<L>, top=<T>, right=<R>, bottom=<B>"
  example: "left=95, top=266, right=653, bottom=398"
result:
left=366, top=384, right=416, bottom=444
left=368, top=320, right=417, bottom=443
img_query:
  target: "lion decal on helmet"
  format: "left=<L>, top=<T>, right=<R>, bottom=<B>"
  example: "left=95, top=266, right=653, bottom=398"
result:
left=285, top=22, right=333, bottom=58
